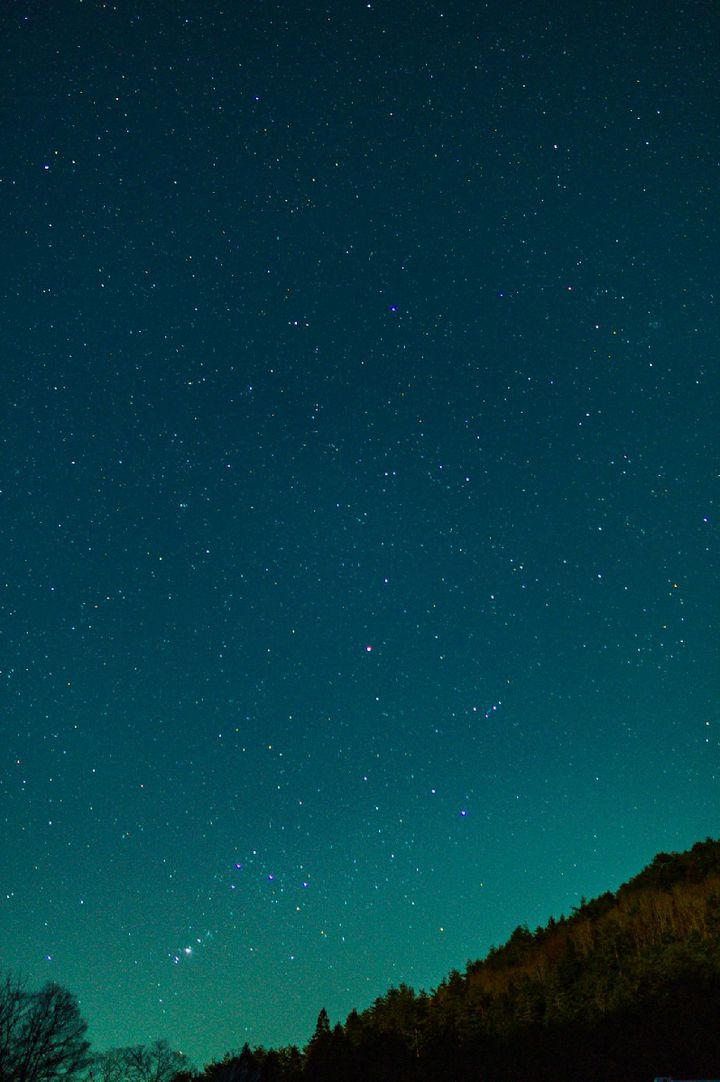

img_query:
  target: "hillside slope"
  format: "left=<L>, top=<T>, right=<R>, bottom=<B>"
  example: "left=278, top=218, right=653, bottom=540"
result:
left=201, top=838, right=720, bottom=1082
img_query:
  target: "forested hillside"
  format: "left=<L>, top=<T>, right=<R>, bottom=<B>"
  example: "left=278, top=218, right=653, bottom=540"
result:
left=199, top=837, right=720, bottom=1082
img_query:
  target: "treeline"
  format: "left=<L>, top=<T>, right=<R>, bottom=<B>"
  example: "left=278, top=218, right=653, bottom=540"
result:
left=4, top=838, right=720, bottom=1082
left=200, top=838, right=720, bottom=1082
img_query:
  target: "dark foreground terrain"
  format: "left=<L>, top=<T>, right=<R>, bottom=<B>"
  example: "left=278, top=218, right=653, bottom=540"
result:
left=197, top=837, right=720, bottom=1082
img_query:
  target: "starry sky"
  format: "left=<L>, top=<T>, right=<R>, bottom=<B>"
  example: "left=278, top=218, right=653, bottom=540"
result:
left=1, top=0, right=718, bottom=1069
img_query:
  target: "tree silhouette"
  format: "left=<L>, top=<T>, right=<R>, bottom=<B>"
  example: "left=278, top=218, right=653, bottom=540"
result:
left=89, top=1039, right=191, bottom=1082
left=303, top=1009, right=335, bottom=1082
left=0, top=976, right=90, bottom=1082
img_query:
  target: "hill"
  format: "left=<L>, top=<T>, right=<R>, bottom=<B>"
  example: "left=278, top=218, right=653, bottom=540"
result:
left=199, top=838, right=720, bottom=1082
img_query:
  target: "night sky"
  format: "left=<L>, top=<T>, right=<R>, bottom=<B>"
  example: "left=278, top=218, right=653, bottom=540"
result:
left=2, top=0, right=718, bottom=1069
